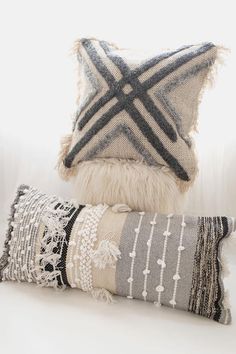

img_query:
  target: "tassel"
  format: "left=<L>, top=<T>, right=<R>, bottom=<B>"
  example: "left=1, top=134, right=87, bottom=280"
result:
left=91, top=240, right=121, bottom=269
left=57, top=134, right=78, bottom=181
left=111, top=204, right=132, bottom=213
left=91, top=287, right=115, bottom=304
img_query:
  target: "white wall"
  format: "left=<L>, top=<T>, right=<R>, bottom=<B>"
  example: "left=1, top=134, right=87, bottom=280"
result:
left=0, top=0, right=235, bottom=232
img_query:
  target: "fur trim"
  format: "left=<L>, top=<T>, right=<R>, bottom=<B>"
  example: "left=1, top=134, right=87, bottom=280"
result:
left=57, top=134, right=78, bottom=181
left=193, top=45, right=228, bottom=133
left=72, top=158, right=186, bottom=213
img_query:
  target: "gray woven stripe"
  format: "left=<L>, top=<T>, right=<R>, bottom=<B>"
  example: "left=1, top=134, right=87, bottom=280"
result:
left=100, top=40, right=177, bottom=142
left=84, top=123, right=157, bottom=166
left=86, top=41, right=177, bottom=141
left=116, top=213, right=198, bottom=311
left=156, top=59, right=215, bottom=146
left=77, top=44, right=193, bottom=130
left=188, top=217, right=232, bottom=324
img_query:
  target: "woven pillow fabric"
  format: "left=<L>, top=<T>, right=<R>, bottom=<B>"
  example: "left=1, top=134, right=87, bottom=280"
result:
left=58, top=38, right=220, bottom=212
left=0, top=185, right=235, bottom=324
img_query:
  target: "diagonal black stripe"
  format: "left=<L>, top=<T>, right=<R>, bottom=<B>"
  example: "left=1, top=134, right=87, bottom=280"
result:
left=65, top=41, right=191, bottom=181
left=143, top=42, right=215, bottom=91
left=84, top=123, right=158, bottom=165
left=78, top=42, right=192, bottom=130
left=100, top=40, right=177, bottom=142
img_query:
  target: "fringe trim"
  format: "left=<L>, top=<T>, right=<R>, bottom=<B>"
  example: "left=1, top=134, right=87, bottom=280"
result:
left=193, top=45, right=229, bottom=133
left=57, top=134, right=78, bottom=181
left=0, top=184, right=30, bottom=281
left=35, top=202, right=74, bottom=288
left=91, top=240, right=121, bottom=269
left=90, top=287, right=115, bottom=304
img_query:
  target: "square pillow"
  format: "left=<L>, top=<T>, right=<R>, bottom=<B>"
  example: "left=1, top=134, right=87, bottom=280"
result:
left=57, top=38, right=220, bottom=212
left=1, top=185, right=235, bottom=324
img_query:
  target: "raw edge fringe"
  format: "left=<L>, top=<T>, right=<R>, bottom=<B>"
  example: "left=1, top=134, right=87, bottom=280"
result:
left=192, top=45, right=229, bottom=133
left=57, top=134, right=78, bottom=181
left=91, top=287, right=115, bottom=304
left=0, top=184, right=30, bottom=281
left=91, top=240, right=121, bottom=269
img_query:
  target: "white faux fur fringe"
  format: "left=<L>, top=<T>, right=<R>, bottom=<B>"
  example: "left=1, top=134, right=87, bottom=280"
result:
left=72, top=159, right=186, bottom=213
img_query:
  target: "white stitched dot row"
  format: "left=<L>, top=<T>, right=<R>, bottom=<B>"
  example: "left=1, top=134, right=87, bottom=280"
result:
left=155, top=213, right=173, bottom=306
left=79, top=204, right=108, bottom=292
left=169, top=215, right=186, bottom=308
left=142, top=213, right=157, bottom=301
left=127, top=211, right=145, bottom=299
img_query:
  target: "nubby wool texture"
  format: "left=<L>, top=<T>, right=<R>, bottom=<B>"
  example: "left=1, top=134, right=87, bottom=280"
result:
left=0, top=185, right=235, bottom=325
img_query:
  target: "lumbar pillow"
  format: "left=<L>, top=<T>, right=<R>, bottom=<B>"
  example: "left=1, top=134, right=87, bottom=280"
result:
left=57, top=38, right=221, bottom=212
left=1, top=185, right=235, bottom=324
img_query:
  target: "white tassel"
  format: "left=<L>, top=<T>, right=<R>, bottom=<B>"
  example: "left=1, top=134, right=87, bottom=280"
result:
left=91, top=287, right=115, bottom=304
left=111, top=204, right=132, bottom=213
left=91, top=240, right=121, bottom=269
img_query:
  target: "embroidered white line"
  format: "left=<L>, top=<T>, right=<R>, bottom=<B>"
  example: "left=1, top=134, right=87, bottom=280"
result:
left=142, top=213, right=157, bottom=301
left=156, top=213, right=173, bottom=306
left=127, top=211, right=145, bottom=299
left=169, top=215, right=186, bottom=308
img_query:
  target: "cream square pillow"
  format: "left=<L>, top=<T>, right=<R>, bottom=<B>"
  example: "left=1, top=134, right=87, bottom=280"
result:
left=58, top=39, right=220, bottom=212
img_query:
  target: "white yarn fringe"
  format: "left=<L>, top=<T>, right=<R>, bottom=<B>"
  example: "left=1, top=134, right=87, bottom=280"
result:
left=35, top=202, right=74, bottom=288
left=91, top=287, right=115, bottom=304
left=91, top=240, right=121, bottom=269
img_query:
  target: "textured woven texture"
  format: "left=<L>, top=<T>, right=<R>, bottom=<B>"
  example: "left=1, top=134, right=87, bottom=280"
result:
left=0, top=185, right=234, bottom=324
left=62, top=38, right=218, bottom=185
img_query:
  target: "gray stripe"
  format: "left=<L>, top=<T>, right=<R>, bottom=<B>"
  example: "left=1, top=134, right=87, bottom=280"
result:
left=100, top=40, right=177, bottom=142
left=77, top=43, right=193, bottom=130
left=84, top=123, right=158, bottom=166
left=156, top=59, right=216, bottom=146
